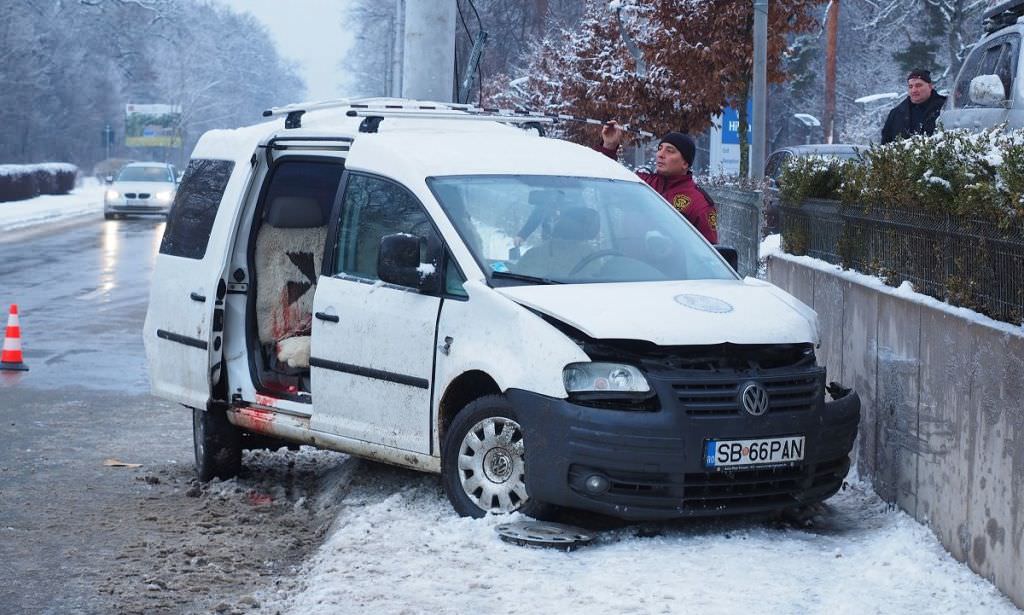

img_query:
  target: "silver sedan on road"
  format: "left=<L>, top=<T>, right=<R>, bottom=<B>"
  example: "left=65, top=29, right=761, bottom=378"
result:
left=103, top=161, right=178, bottom=219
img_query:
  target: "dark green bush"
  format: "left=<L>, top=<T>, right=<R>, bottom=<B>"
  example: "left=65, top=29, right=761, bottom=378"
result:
left=0, top=163, right=78, bottom=202
left=778, top=155, right=854, bottom=204
left=780, top=128, right=1024, bottom=324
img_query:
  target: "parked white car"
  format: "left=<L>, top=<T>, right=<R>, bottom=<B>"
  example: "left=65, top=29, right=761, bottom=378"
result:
left=144, top=98, right=860, bottom=520
left=104, top=161, right=178, bottom=219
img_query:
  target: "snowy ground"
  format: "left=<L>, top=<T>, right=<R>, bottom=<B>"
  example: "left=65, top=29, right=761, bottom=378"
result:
left=263, top=457, right=1018, bottom=614
left=0, top=178, right=104, bottom=232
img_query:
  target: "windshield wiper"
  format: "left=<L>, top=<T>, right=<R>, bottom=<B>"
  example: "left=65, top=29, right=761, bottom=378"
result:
left=490, top=271, right=563, bottom=285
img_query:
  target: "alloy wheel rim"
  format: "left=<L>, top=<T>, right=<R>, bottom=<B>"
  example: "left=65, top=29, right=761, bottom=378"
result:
left=457, top=417, right=528, bottom=513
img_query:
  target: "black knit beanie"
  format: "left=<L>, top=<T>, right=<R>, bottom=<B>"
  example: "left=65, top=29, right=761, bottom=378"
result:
left=660, top=132, right=696, bottom=166
left=907, top=69, right=932, bottom=84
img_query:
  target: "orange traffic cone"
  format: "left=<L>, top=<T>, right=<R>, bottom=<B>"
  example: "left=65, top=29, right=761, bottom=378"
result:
left=1, top=304, right=29, bottom=371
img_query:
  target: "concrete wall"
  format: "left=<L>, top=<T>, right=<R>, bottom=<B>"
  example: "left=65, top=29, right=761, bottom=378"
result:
left=768, top=255, right=1024, bottom=608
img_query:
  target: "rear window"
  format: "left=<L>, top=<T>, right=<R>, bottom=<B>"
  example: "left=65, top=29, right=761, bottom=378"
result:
left=159, top=159, right=234, bottom=260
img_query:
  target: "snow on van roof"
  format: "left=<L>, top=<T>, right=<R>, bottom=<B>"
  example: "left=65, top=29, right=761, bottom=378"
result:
left=189, top=98, right=639, bottom=182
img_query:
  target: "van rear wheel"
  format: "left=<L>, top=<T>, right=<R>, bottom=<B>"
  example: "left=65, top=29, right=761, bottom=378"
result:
left=441, top=395, right=553, bottom=519
left=193, top=407, right=241, bottom=481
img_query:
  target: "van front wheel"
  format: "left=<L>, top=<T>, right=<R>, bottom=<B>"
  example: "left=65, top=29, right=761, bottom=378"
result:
left=441, top=395, right=552, bottom=519
left=192, top=407, right=241, bottom=482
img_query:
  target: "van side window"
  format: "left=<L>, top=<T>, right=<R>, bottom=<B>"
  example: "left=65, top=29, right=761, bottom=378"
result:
left=995, top=36, right=1020, bottom=99
left=334, top=174, right=439, bottom=282
left=445, top=251, right=468, bottom=298
left=159, top=159, right=234, bottom=259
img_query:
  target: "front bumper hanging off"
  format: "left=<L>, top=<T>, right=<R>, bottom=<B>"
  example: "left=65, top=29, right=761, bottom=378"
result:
left=507, top=370, right=860, bottom=521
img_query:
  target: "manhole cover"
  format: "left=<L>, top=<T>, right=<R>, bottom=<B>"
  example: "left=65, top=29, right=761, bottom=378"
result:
left=495, top=521, right=595, bottom=550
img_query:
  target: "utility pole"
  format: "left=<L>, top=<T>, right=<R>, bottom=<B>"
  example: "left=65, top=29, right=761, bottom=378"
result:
left=823, top=0, right=840, bottom=144
left=751, top=0, right=768, bottom=181
left=391, top=0, right=405, bottom=97
left=401, top=1, right=457, bottom=102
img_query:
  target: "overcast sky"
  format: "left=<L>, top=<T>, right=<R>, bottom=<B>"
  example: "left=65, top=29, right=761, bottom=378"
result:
left=217, top=0, right=355, bottom=102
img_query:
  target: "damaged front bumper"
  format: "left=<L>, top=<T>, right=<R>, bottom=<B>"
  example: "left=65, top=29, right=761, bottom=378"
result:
left=508, top=370, right=860, bottom=521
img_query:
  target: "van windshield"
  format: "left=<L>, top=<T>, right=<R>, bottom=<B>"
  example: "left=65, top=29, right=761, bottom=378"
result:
left=428, top=175, right=735, bottom=285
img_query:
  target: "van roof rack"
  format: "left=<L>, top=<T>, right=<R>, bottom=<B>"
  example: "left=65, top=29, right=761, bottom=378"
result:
left=262, top=99, right=655, bottom=138
left=983, top=0, right=1024, bottom=32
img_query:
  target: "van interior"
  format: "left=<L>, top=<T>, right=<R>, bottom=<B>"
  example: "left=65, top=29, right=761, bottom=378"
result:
left=246, top=160, right=345, bottom=397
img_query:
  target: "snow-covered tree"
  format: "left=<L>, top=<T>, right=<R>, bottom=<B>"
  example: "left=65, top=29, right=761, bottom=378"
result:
left=503, top=0, right=823, bottom=144
left=0, top=0, right=303, bottom=168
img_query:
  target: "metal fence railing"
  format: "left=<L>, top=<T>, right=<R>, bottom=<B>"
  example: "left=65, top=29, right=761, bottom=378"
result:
left=704, top=187, right=762, bottom=278
left=781, top=201, right=1024, bottom=325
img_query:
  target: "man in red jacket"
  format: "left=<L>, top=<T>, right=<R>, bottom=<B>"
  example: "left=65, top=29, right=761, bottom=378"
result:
left=599, top=122, right=718, bottom=243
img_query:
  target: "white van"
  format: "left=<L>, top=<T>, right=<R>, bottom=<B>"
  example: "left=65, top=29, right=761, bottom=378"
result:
left=144, top=99, right=860, bottom=520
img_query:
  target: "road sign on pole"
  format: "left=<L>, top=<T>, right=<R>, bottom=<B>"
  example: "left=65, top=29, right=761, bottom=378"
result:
left=103, top=124, right=114, bottom=160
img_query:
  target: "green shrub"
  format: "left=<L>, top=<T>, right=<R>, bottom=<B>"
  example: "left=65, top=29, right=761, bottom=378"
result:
left=781, top=127, right=1024, bottom=324
left=778, top=156, right=853, bottom=204
left=841, top=128, right=1004, bottom=218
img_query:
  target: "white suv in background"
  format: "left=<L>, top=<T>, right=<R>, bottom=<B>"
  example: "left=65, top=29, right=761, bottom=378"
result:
left=104, top=161, right=178, bottom=219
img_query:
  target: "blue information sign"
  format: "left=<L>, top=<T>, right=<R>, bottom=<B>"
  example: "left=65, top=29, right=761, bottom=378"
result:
left=721, top=102, right=753, bottom=145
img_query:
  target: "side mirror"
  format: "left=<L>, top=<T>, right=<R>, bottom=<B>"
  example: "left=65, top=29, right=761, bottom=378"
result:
left=969, top=74, right=1006, bottom=107
left=715, top=245, right=739, bottom=273
left=378, top=233, right=435, bottom=290
left=104, top=175, right=114, bottom=184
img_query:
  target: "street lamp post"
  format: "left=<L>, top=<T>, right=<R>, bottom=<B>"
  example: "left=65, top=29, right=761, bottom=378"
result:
left=751, top=0, right=768, bottom=182
left=103, top=124, right=113, bottom=161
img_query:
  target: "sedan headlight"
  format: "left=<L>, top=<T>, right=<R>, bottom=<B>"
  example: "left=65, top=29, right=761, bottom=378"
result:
left=105, top=189, right=119, bottom=201
left=154, top=190, right=173, bottom=203
left=563, top=362, right=650, bottom=394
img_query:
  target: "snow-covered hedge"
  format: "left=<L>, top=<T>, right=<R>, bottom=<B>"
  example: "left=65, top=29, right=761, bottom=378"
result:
left=780, top=128, right=1024, bottom=223
left=777, top=155, right=853, bottom=204
left=0, top=163, right=78, bottom=203
left=778, top=129, right=1024, bottom=324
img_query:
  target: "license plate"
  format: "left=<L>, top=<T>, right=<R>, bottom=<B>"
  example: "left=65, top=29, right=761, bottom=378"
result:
left=704, top=436, right=805, bottom=469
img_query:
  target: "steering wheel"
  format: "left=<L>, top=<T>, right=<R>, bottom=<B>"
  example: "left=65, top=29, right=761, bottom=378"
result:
left=568, top=249, right=626, bottom=276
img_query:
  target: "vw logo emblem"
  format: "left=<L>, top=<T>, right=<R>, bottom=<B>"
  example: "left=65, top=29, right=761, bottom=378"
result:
left=740, top=382, right=770, bottom=416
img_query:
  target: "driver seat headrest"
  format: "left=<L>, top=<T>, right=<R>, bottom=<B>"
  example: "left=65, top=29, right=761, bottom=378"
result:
left=552, top=207, right=599, bottom=241
left=265, top=196, right=326, bottom=228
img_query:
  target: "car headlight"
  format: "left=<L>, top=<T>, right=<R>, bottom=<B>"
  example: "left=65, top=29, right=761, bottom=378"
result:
left=563, top=362, right=650, bottom=394
left=105, top=189, right=119, bottom=200
left=155, top=190, right=173, bottom=203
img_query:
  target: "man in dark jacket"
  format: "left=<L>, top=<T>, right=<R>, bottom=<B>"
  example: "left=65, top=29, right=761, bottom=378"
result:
left=881, top=69, right=947, bottom=144
left=599, top=122, right=718, bottom=243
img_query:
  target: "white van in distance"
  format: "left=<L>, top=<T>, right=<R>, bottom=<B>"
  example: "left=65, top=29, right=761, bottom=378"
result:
left=144, top=99, right=860, bottom=520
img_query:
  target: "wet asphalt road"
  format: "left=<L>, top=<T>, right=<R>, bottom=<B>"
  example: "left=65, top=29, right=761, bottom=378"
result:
left=0, top=218, right=337, bottom=615
left=0, top=217, right=183, bottom=612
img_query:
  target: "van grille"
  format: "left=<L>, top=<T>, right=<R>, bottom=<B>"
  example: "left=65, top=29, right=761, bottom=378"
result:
left=672, top=372, right=821, bottom=416
left=569, top=456, right=848, bottom=512
left=681, top=456, right=846, bottom=511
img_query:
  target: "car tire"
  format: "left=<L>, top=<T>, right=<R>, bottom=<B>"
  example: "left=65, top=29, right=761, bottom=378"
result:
left=441, top=394, right=554, bottom=519
left=193, top=406, right=242, bottom=482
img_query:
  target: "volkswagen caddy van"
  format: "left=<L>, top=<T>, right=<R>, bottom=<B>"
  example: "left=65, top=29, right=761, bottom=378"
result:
left=144, top=98, right=860, bottom=520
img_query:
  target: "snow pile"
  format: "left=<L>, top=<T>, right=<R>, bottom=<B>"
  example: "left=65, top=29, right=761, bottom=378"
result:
left=0, top=178, right=105, bottom=232
left=854, top=92, right=901, bottom=104
left=265, top=466, right=1017, bottom=614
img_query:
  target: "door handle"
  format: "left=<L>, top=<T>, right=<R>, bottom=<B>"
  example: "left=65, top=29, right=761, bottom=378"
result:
left=315, top=311, right=339, bottom=323
left=190, top=292, right=206, bottom=303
